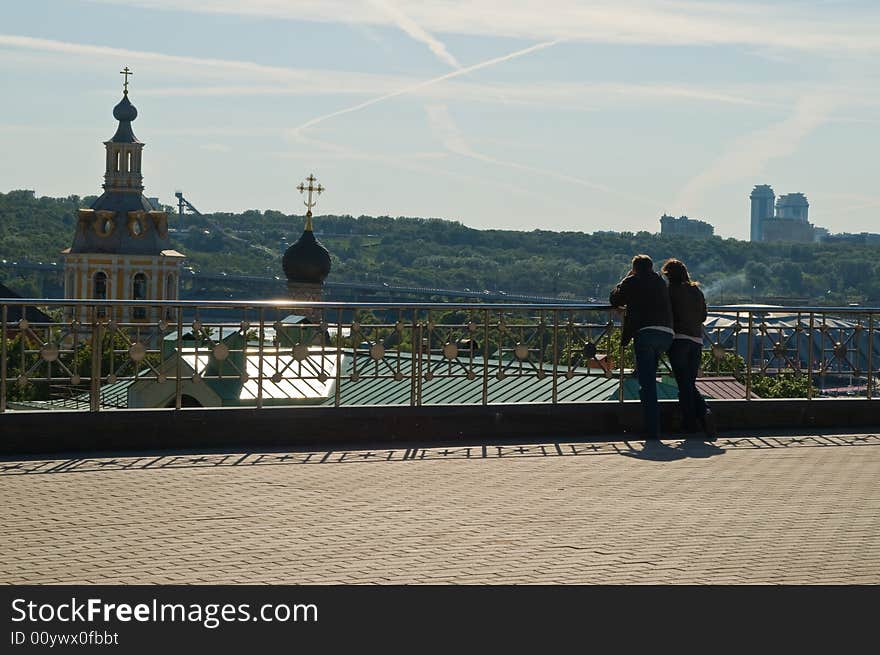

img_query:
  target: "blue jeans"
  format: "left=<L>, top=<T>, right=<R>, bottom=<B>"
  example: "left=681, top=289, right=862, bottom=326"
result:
left=633, top=329, right=674, bottom=438
left=668, top=339, right=707, bottom=430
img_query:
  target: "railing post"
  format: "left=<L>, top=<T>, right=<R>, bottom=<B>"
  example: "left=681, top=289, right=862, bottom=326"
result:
left=745, top=312, right=753, bottom=401
left=808, top=313, right=815, bottom=401
left=1, top=304, right=7, bottom=413
left=257, top=307, right=265, bottom=409
left=408, top=310, right=417, bottom=407
left=335, top=307, right=343, bottom=408
left=618, top=312, right=625, bottom=403
left=416, top=316, right=424, bottom=407
left=174, top=305, right=183, bottom=410
left=867, top=314, right=874, bottom=401
left=482, top=309, right=490, bottom=406
left=551, top=309, right=559, bottom=405
left=89, top=313, right=102, bottom=412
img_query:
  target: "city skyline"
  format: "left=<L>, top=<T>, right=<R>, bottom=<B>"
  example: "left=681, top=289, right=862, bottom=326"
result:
left=1, top=0, right=879, bottom=239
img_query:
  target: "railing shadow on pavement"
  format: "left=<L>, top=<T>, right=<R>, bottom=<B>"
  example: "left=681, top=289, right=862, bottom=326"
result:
left=2, top=432, right=878, bottom=476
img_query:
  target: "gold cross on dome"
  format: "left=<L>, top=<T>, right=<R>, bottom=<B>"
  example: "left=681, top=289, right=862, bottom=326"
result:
left=120, top=66, right=133, bottom=94
left=296, top=174, right=324, bottom=218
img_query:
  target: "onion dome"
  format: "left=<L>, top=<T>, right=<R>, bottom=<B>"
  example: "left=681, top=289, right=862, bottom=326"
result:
left=282, top=217, right=331, bottom=284
left=110, top=93, right=139, bottom=143
left=113, top=94, right=137, bottom=121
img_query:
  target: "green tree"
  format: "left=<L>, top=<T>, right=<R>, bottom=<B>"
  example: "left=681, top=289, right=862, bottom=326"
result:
left=749, top=371, right=815, bottom=398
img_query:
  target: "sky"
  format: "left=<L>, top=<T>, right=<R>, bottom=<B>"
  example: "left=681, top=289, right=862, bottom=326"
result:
left=1, top=0, right=878, bottom=239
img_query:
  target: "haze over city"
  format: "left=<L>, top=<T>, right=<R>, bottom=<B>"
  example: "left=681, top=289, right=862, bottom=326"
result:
left=1, top=0, right=878, bottom=239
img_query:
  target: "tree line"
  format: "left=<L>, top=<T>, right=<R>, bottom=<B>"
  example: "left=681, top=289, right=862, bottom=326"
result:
left=2, top=189, right=879, bottom=305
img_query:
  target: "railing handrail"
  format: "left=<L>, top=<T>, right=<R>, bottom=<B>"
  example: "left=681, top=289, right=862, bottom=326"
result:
left=2, top=298, right=879, bottom=313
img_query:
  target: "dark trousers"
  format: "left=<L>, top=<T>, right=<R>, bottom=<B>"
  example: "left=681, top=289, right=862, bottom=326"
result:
left=633, top=329, right=674, bottom=438
left=669, top=339, right=708, bottom=430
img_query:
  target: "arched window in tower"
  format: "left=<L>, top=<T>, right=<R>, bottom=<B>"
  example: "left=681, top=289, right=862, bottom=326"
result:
left=93, top=272, right=107, bottom=299
left=115, top=151, right=121, bottom=172
left=126, top=151, right=132, bottom=172
left=132, top=273, right=148, bottom=320
left=94, top=271, right=108, bottom=318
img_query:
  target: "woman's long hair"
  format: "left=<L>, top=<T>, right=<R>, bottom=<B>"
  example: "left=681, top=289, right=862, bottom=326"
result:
left=661, top=258, right=698, bottom=286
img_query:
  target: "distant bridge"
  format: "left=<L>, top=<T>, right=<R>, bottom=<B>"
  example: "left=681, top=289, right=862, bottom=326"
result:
left=0, top=259, right=589, bottom=304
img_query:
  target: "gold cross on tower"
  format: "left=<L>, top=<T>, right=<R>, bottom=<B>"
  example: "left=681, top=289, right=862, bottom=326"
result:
left=120, top=66, right=133, bottom=94
left=296, top=174, right=325, bottom=230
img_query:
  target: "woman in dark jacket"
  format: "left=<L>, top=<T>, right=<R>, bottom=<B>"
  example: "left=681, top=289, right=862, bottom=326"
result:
left=661, top=259, right=716, bottom=440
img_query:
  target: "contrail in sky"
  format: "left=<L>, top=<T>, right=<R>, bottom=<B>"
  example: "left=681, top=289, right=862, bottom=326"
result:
left=289, top=39, right=562, bottom=136
left=368, top=0, right=460, bottom=69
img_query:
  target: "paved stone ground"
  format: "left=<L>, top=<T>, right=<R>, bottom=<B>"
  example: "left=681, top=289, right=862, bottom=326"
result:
left=1, top=432, right=879, bottom=584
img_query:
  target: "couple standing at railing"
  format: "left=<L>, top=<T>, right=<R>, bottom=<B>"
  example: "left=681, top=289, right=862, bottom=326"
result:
left=610, top=254, right=717, bottom=442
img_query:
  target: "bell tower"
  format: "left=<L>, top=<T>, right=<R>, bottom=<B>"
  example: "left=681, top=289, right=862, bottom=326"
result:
left=62, top=68, right=185, bottom=323
left=102, top=68, right=145, bottom=196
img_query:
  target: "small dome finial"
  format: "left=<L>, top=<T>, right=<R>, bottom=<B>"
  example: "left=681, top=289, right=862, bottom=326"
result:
left=296, top=174, right=324, bottom=233
left=120, top=66, right=133, bottom=95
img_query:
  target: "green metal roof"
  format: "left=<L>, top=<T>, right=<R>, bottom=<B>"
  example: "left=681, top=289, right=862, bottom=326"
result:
left=9, top=351, right=689, bottom=411
left=323, top=355, right=679, bottom=406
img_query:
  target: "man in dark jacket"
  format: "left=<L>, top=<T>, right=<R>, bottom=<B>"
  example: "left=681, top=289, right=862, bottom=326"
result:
left=609, top=254, right=674, bottom=440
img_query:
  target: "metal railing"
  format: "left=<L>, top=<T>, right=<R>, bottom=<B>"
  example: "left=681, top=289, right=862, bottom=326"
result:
left=1, top=299, right=878, bottom=412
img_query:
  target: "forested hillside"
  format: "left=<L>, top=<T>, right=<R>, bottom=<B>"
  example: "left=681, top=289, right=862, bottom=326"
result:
left=2, top=189, right=879, bottom=304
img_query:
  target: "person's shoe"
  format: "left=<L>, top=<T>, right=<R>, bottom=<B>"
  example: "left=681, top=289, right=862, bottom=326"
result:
left=699, top=410, right=718, bottom=441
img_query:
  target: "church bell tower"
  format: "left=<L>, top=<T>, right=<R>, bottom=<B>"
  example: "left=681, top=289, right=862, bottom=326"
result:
left=62, top=68, right=185, bottom=322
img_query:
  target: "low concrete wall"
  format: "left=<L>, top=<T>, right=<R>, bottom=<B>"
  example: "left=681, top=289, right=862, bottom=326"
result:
left=1, top=399, right=879, bottom=456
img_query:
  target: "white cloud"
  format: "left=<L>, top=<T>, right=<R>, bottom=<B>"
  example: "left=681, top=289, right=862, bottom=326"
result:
left=0, top=34, right=410, bottom=93
left=132, top=80, right=770, bottom=111
left=0, top=33, right=798, bottom=116
left=674, top=94, right=837, bottom=212
left=89, top=0, right=880, bottom=54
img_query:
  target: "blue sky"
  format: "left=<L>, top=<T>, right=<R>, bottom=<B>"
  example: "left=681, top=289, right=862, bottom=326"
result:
left=1, top=0, right=878, bottom=239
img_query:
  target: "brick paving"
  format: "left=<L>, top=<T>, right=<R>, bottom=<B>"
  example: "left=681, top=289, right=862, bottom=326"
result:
left=1, top=433, right=879, bottom=584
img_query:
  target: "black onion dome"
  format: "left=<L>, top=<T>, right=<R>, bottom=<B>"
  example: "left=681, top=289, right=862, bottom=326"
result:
left=113, top=94, right=138, bottom=122
left=110, top=94, right=139, bottom=143
left=282, top=229, right=331, bottom=283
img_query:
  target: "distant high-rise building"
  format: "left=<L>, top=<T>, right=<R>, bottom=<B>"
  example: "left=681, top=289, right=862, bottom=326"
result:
left=749, top=184, right=775, bottom=242
left=749, top=185, right=823, bottom=243
left=761, top=218, right=815, bottom=243
left=775, top=193, right=809, bottom=222
left=659, top=214, right=714, bottom=238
